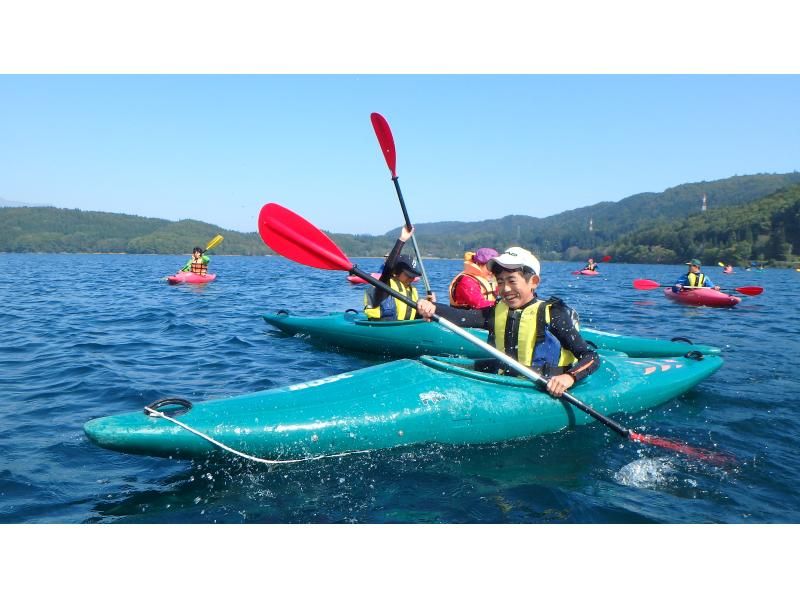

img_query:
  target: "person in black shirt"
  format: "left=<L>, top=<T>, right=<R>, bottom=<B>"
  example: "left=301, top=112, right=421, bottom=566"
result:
left=416, top=246, right=598, bottom=398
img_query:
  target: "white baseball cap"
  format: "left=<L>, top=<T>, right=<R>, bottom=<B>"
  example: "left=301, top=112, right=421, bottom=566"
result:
left=488, top=246, right=541, bottom=276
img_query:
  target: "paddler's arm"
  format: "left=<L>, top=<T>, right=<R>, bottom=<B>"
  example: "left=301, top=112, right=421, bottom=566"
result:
left=673, top=273, right=689, bottom=292
left=416, top=300, right=491, bottom=328
left=370, top=225, right=413, bottom=305
left=547, top=300, right=600, bottom=397
left=703, top=275, right=720, bottom=290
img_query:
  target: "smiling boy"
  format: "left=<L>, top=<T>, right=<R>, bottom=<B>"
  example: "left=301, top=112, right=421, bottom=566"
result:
left=416, top=246, right=598, bottom=397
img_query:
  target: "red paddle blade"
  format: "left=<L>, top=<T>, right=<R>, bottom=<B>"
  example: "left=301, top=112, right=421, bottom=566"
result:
left=629, top=432, right=736, bottom=467
left=735, top=286, right=763, bottom=296
left=602, top=255, right=612, bottom=262
left=257, top=203, right=353, bottom=271
left=633, top=279, right=661, bottom=290
left=370, top=112, right=397, bottom=177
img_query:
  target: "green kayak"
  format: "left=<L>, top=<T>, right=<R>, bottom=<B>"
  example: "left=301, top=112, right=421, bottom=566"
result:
left=262, top=310, right=722, bottom=359
left=84, top=352, right=723, bottom=461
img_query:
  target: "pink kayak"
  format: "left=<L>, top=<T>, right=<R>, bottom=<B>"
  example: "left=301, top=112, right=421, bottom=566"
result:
left=572, top=269, right=599, bottom=276
left=347, top=273, right=419, bottom=284
left=664, top=287, right=740, bottom=308
left=347, top=272, right=381, bottom=284
left=167, top=272, right=217, bottom=285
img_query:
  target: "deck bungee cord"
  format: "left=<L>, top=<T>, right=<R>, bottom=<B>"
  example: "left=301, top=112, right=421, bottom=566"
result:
left=143, top=401, right=371, bottom=465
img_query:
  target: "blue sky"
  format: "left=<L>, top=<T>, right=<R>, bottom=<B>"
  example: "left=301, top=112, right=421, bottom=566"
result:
left=2, top=74, right=799, bottom=235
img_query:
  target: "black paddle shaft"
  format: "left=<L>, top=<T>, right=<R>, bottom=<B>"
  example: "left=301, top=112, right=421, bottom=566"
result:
left=352, top=264, right=632, bottom=439
left=392, top=177, right=413, bottom=229
left=389, top=177, right=432, bottom=295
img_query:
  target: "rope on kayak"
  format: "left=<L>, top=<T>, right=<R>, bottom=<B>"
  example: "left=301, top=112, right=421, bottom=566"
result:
left=143, top=405, right=371, bottom=465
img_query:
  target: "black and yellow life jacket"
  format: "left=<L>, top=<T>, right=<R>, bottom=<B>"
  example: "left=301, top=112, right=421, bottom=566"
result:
left=490, top=298, right=577, bottom=376
left=687, top=272, right=706, bottom=287
left=364, top=278, right=419, bottom=320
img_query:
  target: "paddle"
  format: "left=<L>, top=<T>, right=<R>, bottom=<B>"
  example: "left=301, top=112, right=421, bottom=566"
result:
left=370, top=112, right=433, bottom=298
left=206, top=234, right=224, bottom=252
left=258, top=202, right=732, bottom=466
left=633, top=278, right=763, bottom=296
left=717, top=262, right=726, bottom=268
left=602, top=255, right=612, bottom=262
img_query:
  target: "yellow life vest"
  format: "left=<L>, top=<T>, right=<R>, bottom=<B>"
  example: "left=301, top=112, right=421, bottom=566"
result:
left=687, top=272, right=706, bottom=287
left=492, top=299, right=576, bottom=374
left=364, top=277, right=418, bottom=320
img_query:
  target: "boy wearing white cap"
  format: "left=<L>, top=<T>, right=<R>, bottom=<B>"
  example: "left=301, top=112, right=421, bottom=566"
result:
left=417, top=246, right=598, bottom=397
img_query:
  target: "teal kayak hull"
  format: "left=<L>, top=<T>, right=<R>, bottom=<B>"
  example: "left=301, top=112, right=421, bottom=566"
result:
left=84, top=353, right=723, bottom=461
left=262, top=310, right=722, bottom=359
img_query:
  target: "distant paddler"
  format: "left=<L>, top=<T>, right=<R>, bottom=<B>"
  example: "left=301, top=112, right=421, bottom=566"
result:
left=175, top=234, right=223, bottom=277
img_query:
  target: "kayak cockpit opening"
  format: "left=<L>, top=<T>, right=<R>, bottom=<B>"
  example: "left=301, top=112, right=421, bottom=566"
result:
left=144, top=398, right=193, bottom=418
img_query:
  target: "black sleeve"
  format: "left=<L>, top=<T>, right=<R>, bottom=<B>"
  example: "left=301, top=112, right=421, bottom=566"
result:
left=370, top=238, right=406, bottom=305
left=547, top=299, right=600, bottom=382
left=427, top=302, right=492, bottom=329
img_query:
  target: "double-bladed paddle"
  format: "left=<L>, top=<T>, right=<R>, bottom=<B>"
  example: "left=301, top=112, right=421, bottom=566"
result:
left=370, top=112, right=432, bottom=297
left=258, top=202, right=733, bottom=466
left=205, top=234, right=224, bottom=252
left=633, top=278, right=763, bottom=296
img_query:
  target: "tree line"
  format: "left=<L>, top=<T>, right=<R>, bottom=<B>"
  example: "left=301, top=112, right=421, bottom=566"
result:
left=2, top=172, right=799, bottom=266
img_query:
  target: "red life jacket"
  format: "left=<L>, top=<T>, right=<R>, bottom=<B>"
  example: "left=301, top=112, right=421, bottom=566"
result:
left=448, top=262, right=497, bottom=308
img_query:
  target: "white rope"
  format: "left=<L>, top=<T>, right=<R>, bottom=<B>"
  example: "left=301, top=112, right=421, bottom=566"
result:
left=144, top=406, right=371, bottom=465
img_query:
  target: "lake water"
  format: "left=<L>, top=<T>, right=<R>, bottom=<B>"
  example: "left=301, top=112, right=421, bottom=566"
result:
left=2, top=253, right=799, bottom=524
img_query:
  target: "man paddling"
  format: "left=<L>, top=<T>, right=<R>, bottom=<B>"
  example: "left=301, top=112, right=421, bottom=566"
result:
left=673, top=259, right=720, bottom=292
left=364, top=225, right=435, bottom=320
left=416, top=246, right=598, bottom=398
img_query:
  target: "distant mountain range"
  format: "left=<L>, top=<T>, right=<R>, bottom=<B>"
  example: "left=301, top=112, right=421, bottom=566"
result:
left=2, top=171, right=799, bottom=266
left=0, top=198, right=45, bottom=208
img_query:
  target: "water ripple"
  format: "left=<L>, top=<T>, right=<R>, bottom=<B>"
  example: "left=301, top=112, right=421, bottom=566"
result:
left=2, top=254, right=799, bottom=523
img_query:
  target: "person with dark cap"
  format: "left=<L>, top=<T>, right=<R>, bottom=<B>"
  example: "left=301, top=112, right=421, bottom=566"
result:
left=448, top=247, right=499, bottom=309
left=673, top=258, right=720, bottom=292
left=177, top=246, right=210, bottom=276
left=415, top=246, right=598, bottom=398
left=364, top=225, right=435, bottom=320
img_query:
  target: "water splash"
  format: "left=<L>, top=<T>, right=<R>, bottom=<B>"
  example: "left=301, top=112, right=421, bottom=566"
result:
left=614, top=457, right=679, bottom=489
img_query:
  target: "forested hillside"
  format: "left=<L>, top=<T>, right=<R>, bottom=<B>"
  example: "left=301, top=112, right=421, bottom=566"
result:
left=0, top=208, right=270, bottom=255
left=608, top=183, right=800, bottom=266
left=403, top=173, right=800, bottom=261
left=2, top=172, right=799, bottom=265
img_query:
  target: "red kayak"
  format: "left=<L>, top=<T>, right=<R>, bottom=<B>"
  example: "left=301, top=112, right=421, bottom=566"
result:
left=664, top=287, right=740, bottom=308
left=572, top=269, right=599, bottom=276
left=167, top=272, right=217, bottom=285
